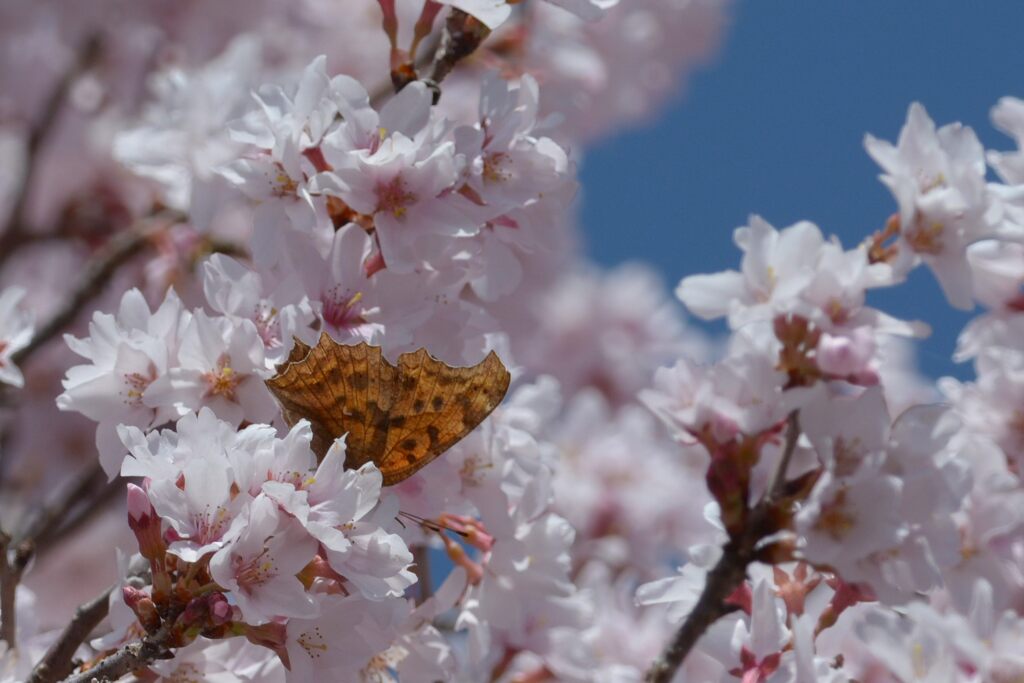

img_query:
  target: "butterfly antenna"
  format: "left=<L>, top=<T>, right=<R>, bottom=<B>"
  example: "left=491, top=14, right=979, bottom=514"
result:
left=397, top=511, right=469, bottom=538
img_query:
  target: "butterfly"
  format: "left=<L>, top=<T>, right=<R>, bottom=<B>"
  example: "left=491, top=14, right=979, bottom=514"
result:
left=264, top=332, right=511, bottom=485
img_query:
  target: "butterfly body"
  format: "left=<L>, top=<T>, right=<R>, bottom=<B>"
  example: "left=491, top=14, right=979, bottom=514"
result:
left=265, top=333, right=511, bottom=485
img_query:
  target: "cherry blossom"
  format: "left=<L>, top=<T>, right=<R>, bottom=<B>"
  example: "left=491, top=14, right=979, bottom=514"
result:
left=58, top=288, right=189, bottom=474
left=10, top=4, right=1024, bottom=683
left=0, top=286, right=32, bottom=388
left=865, top=103, right=1001, bottom=309
left=209, top=494, right=320, bottom=624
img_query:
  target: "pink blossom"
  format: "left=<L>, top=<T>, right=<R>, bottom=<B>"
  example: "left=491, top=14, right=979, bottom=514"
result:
left=209, top=494, right=319, bottom=624
left=0, top=286, right=32, bottom=388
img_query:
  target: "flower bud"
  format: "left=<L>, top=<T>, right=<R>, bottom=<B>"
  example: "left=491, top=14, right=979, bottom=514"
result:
left=123, top=586, right=160, bottom=631
left=126, top=483, right=167, bottom=562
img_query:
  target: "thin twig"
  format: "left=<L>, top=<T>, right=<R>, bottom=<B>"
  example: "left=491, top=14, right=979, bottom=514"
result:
left=25, top=585, right=112, bottom=683
left=11, top=211, right=180, bottom=369
left=0, top=531, right=14, bottom=646
left=33, top=478, right=121, bottom=560
left=14, top=462, right=108, bottom=548
left=644, top=412, right=802, bottom=683
left=0, top=462, right=112, bottom=643
left=62, top=607, right=180, bottom=683
left=765, top=412, right=801, bottom=504
left=0, top=530, right=32, bottom=648
left=0, top=35, right=103, bottom=269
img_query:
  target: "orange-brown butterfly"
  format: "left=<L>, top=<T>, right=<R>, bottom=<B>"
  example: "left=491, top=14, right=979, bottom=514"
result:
left=264, top=333, right=511, bottom=485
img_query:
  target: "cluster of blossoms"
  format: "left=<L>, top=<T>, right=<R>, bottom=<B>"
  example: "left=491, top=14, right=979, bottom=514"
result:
left=0, top=2, right=732, bottom=681
left=8, top=1, right=1024, bottom=683
left=620, top=101, right=1024, bottom=680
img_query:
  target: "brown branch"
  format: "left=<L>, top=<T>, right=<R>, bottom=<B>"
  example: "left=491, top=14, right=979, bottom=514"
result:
left=0, top=35, right=103, bottom=269
left=62, top=607, right=180, bottom=683
left=14, top=462, right=108, bottom=548
left=425, top=9, right=491, bottom=102
left=0, top=530, right=32, bottom=648
left=765, top=412, right=802, bottom=505
left=26, top=585, right=112, bottom=683
left=11, top=211, right=181, bottom=369
left=34, top=478, right=121, bottom=561
left=0, top=464, right=112, bottom=652
left=644, top=412, right=802, bottom=683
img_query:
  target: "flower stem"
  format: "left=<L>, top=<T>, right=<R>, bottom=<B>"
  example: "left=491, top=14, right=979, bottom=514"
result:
left=644, top=412, right=802, bottom=682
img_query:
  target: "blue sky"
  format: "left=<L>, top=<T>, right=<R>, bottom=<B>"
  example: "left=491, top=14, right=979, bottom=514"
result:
left=579, top=2, right=1024, bottom=380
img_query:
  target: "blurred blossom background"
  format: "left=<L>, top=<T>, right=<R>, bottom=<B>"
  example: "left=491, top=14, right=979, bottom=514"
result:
left=6, top=0, right=1024, bottom=679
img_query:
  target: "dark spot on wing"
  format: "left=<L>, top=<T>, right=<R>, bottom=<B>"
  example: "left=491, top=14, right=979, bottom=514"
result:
left=401, top=438, right=417, bottom=451
left=426, top=425, right=440, bottom=447
left=390, top=416, right=406, bottom=428
left=431, top=396, right=444, bottom=410
left=413, top=399, right=425, bottom=413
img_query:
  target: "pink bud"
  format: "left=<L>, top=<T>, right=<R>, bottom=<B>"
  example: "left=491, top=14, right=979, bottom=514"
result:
left=126, top=483, right=167, bottom=562
left=126, top=482, right=154, bottom=523
left=123, top=587, right=159, bottom=629
left=816, top=329, right=875, bottom=378
left=208, top=593, right=232, bottom=625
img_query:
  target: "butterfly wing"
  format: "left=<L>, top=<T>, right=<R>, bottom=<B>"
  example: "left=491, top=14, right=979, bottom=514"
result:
left=265, top=334, right=511, bottom=486
left=265, top=334, right=397, bottom=462
left=377, top=349, right=511, bottom=485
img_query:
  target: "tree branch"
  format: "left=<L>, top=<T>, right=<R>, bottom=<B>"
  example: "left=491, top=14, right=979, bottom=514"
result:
left=0, top=35, right=103, bottom=269
left=765, top=412, right=801, bottom=504
left=14, top=462, right=108, bottom=549
left=424, top=9, right=491, bottom=101
left=25, top=585, right=112, bottom=683
left=644, top=412, right=802, bottom=683
left=62, top=608, right=180, bottom=683
left=0, top=530, right=32, bottom=647
left=11, top=210, right=181, bottom=369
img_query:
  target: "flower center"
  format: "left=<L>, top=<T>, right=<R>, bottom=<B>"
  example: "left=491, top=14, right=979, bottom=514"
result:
left=192, top=504, right=232, bottom=543
left=483, top=152, right=511, bottom=183
left=234, top=547, right=276, bottom=593
left=122, top=369, right=155, bottom=407
left=322, top=287, right=366, bottom=332
left=271, top=163, right=299, bottom=198
left=203, top=355, right=240, bottom=401
left=375, top=176, right=417, bottom=219
left=296, top=626, right=329, bottom=660
left=905, top=216, right=945, bottom=255
left=814, top=488, right=855, bottom=540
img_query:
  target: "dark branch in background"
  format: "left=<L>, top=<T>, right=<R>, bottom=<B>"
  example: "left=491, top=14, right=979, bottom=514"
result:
left=62, top=605, right=182, bottom=683
left=14, top=462, right=108, bottom=549
left=0, top=457, right=111, bottom=655
left=0, top=35, right=103, bottom=269
left=644, top=413, right=802, bottom=683
left=11, top=210, right=181, bottom=369
left=0, top=211, right=176, bottom=648
left=34, top=478, right=121, bottom=564
left=26, top=585, right=113, bottom=683
left=0, top=531, right=32, bottom=647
